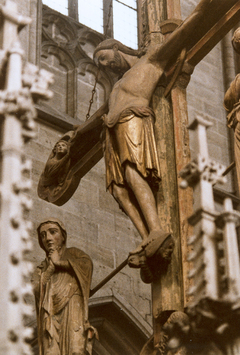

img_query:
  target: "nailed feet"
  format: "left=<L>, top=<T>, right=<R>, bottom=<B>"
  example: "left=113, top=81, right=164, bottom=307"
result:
left=128, top=230, right=175, bottom=283
left=129, top=230, right=174, bottom=259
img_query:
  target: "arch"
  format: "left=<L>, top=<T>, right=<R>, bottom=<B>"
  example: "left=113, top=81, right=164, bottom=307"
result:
left=40, top=6, right=115, bottom=120
left=41, top=42, right=76, bottom=70
left=77, top=28, right=104, bottom=49
left=41, top=43, right=77, bottom=117
left=78, top=60, right=114, bottom=92
left=89, top=295, right=152, bottom=355
left=42, top=6, right=78, bottom=45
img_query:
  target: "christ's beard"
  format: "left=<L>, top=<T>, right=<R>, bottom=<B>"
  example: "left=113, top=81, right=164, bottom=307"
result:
left=111, top=51, right=128, bottom=74
left=113, top=51, right=122, bottom=68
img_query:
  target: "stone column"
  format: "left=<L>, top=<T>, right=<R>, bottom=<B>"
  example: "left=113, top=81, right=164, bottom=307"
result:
left=176, top=117, right=240, bottom=355
left=0, top=2, right=53, bottom=354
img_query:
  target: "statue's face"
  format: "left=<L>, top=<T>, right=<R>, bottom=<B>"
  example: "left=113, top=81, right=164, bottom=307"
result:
left=39, top=223, right=64, bottom=253
left=95, top=48, right=129, bottom=74
left=55, top=141, right=68, bottom=156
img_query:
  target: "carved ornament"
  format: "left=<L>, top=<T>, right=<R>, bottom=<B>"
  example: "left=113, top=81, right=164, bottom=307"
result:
left=180, top=155, right=227, bottom=189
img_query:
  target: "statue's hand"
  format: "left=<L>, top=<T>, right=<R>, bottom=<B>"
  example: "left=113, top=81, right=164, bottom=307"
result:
left=41, top=258, right=55, bottom=284
left=49, top=249, right=61, bottom=266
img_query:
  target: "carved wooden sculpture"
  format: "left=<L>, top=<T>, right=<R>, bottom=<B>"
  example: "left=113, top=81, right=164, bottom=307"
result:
left=32, top=219, right=95, bottom=355
left=97, top=0, right=211, bottom=260
left=37, top=102, right=108, bottom=206
left=38, top=0, right=240, bottom=211
left=39, top=0, right=213, bottom=262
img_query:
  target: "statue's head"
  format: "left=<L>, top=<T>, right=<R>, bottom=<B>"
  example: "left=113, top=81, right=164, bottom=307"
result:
left=94, top=39, right=141, bottom=58
left=53, top=140, right=69, bottom=159
left=37, top=218, right=67, bottom=253
left=232, top=27, right=240, bottom=55
left=93, top=39, right=141, bottom=75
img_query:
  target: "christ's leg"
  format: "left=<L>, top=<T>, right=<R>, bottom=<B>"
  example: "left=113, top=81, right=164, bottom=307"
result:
left=124, top=162, right=173, bottom=255
left=124, top=162, right=161, bottom=233
left=112, top=182, right=149, bottom=240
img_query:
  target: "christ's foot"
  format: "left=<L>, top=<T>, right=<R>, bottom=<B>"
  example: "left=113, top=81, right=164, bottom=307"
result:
left=145, top=231, right=174, bottom=260
left=129, top=230, right=174, bottom=261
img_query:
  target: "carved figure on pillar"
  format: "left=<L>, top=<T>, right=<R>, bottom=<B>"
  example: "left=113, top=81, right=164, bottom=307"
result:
left=224, top=27, right=240, bottom=193
left=32, top=218, right=95, bottom=355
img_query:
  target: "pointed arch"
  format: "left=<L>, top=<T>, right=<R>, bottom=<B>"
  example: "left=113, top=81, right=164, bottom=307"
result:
left=41, top=43, right=77, bottom=117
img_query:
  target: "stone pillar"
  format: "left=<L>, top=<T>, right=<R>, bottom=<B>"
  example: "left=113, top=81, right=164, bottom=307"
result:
left=0, top=2, right=53, bottom=354
left=175, top=117, right=240, bottom=355
left=0, top=4, right=33, bottom=354
left=69, top=0, right=79, bottom=21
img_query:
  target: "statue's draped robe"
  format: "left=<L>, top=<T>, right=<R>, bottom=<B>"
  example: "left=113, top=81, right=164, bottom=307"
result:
left=32, top=247, right=93, bottom=355
left=224, top=74, right=240, bottom=190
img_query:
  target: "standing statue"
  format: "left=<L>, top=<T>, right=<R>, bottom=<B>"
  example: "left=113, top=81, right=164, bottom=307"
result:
left=38, top=0, right=212, bottom=260
left=224, top=28, right=240, bottom=193
left=32, top=218, right=95, bottom=355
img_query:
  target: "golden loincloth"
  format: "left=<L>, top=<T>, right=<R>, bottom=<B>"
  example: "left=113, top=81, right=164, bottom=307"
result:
left=103, top=106, right=161, bottom=194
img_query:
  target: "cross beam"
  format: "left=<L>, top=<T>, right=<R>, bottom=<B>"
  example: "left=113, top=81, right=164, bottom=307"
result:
left=187, top=1, right=240, bottom=66
left=85, top=0, right=240, bottom=177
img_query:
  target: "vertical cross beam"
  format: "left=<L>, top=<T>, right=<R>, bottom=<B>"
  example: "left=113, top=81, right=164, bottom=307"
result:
left=139, top=0, right=190, bottom=349
left=163, top=1, right=194, bottom=309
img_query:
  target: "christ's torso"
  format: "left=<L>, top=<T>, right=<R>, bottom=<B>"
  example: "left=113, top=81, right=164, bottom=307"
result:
left=108, top=55, right=164, bottom=122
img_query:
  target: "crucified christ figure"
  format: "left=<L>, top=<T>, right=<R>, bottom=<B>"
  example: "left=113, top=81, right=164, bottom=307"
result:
left=39, top=0, right=213, bottom=260
left=91, top=0, right=212, bottom=256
